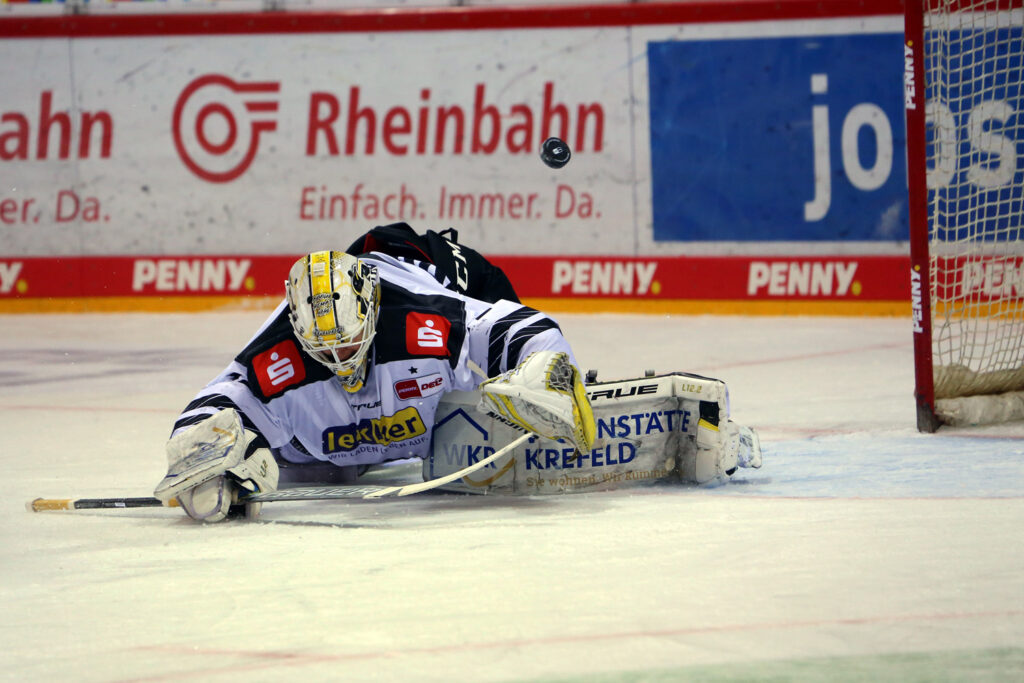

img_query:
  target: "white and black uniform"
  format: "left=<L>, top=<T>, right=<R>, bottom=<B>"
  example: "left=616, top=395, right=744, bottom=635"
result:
left=171, top=254, right=575, bottom=472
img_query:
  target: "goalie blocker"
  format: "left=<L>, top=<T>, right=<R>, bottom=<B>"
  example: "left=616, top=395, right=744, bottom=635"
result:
left=426, top=371, right=761, bottom=494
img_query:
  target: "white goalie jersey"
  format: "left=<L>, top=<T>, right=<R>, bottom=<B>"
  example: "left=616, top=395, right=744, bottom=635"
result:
left=171, top=254, right=577, bottom=469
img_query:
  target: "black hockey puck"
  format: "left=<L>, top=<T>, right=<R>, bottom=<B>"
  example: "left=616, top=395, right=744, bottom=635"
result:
left=540, top=137, right=571, bottom=169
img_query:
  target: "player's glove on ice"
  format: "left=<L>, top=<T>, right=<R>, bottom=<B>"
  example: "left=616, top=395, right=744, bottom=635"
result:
left=154, top=408, right=278, bottom=522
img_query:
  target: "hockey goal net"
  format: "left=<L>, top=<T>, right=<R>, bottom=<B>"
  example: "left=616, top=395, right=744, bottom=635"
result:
left=905, top=0, right=1024, bottom=431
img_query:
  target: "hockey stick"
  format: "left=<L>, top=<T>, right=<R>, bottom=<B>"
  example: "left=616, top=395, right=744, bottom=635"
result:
left=27, top=432, right=531, bottom=513
left=366, top=432, right=530, bottom=498
left=29, top=497, right=178, bottom=511
left=27, top=486, right=389, bottom=511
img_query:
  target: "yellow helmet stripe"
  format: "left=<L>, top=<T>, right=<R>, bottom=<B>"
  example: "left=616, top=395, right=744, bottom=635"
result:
left=308, top=250, right=337, bottom=338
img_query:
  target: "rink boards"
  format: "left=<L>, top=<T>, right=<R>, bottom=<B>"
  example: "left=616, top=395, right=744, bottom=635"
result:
left=3, top=0, right=1015, bottom=313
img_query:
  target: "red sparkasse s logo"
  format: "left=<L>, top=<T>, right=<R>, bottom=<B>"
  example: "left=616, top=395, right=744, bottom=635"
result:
left=252, top=340, right=306, bottom=396
left=172, top=74, right=280, bottom=183
left=405, top=312, right=451, bottom=356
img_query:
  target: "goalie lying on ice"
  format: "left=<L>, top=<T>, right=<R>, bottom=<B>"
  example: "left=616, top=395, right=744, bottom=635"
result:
left=153, top=223, right=760, bottom=521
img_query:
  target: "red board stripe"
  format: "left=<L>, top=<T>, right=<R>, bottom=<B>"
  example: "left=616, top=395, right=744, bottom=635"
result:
left=0, top=1, right=905, bottom=39
left=0, top=254, right=914, bottom=301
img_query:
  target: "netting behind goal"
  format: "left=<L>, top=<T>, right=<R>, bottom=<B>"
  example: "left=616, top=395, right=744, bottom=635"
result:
left=906, top=0, right=1024, bottom=430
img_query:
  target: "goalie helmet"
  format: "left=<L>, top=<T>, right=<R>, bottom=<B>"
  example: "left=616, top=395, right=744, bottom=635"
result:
left=286, top=251, right=380, bottom=393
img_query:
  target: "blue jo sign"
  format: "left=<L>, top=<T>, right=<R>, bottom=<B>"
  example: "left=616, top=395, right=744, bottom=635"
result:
left=647, top=32, right=908, bottom=242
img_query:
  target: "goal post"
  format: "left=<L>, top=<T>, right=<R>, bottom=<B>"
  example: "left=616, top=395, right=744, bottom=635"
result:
left=905, top=0, right=1024, bottom=431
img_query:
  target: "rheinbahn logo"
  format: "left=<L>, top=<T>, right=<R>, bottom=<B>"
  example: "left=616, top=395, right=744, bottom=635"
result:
left=172, top=74, right=280, bottom=183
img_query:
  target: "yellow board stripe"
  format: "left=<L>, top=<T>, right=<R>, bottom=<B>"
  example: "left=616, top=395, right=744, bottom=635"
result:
left=0, top=296, right=912, bottom=317
left=523, top=297, right=912, bottom=317
left=0, top=296, right=284, bottom=314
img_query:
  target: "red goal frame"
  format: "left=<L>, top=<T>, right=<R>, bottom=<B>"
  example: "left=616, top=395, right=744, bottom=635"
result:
left=903, top=0, right=943, bottom=432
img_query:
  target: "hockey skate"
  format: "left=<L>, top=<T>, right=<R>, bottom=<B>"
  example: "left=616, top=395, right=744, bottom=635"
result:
left=692, top=416, right=762, bottom=484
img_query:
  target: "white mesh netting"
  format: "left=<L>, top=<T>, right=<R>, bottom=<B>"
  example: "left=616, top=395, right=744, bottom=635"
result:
left=924, top=0, right=1024, bottom=409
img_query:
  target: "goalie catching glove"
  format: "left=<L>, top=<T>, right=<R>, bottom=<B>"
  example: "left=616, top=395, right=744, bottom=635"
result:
left=478, top=350, right=596, bottom=453
left=153, top=409, right=279, bottom=522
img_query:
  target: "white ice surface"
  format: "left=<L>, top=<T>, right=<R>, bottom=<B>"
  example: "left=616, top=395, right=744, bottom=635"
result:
left=1, top=312, right=1022, bottom=682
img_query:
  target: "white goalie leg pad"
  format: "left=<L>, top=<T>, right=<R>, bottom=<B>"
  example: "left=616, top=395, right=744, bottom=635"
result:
left=154, top=409, right=279, bottom=522
left=430, top=387, right=679, bottom=496
left=432, top=371, right=761, bottom=494
left=477, top=350, right=596, bottom=453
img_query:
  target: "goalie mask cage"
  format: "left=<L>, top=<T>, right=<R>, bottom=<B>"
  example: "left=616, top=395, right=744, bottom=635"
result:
left=905, top=0, right=1024, bottom=431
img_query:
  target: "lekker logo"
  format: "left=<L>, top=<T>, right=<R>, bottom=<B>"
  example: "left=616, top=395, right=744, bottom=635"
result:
left=172, top=74, right=280, bottom=183
left=405, top=312, right=451, bottom=356
left=252, top=340, right=306, bottom=396
left=394, top=373, right=445, bottom=400
left=322, top=406, right=427, bottom=454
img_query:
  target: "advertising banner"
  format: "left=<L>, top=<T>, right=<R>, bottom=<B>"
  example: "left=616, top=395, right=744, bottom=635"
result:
left=0, top=1, right=915, bottom=313
left=0, top=253, right=911, bottom=314
left=924, top=25, right=1023, bottom=245
left=0, top=30, right=634, bottom=256
left=648, top=33, right=908, bottom=242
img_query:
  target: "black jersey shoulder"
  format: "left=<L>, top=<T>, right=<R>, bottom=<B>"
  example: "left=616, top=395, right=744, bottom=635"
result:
left=235, top=305, right=334, bottom=403
left=373, top=280, right=467, bottom=369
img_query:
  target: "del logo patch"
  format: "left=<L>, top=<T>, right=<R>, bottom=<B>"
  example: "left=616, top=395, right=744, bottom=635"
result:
left=405, top=312, right=451, bottom=356
left=394, top=372, right=445, bottom=400
left=252, top=340, right=306, bottom=396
